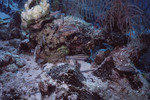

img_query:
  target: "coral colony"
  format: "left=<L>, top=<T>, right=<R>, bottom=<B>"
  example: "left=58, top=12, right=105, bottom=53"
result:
left=0, top=0, right=150, bottom=100
left=21, top=0, right=50, bottom=28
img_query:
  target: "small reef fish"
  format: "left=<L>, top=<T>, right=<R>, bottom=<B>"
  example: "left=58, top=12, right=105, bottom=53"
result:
left=115, top=65, right=136, bottom=72
left=50, top=11, right=61, bottom=17
left=66, top=54, right=89, bottom=60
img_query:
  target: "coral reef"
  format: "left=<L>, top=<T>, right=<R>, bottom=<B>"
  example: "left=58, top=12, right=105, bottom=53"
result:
left=0, top=0, right=150, bottom=100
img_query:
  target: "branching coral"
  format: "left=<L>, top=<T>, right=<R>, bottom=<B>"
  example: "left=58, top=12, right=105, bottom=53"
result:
left=21, top=0, right=50, bottom=28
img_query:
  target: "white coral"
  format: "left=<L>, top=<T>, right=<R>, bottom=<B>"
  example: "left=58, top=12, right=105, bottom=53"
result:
left=21, top=0, right=50, bottom=27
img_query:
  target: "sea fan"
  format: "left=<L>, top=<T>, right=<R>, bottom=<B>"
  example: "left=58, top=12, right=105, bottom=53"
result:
left=95, top=0, right=145, bottom=34
left=61, top=0, right=149, bottom=35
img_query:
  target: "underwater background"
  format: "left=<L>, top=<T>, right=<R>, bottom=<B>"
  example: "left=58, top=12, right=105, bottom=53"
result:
left=0, top=0, right=150, bottom=100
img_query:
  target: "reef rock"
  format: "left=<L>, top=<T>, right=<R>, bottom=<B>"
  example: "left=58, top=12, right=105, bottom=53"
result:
left=48, top=64, right=85, bottom=87
left=39, top=63, right=104, bottom=100
left=0, top=50, right=25, bottom=74
left=93, top=57, right=115, bottom=81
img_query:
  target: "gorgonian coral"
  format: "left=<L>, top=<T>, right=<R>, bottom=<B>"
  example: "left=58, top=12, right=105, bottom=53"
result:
left=95, top=0, right=144, bottom=34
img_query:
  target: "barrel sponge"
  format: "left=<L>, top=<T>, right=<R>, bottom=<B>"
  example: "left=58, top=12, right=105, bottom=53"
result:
left=21, top=0, right=50, bottom=27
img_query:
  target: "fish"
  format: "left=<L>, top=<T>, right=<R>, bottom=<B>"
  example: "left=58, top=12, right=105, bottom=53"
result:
left=115, top=65, right=136, bottom=72
left=50, top=11, right=61, bottom=17
left=81, top=68, right=96, bottom=73
left=3, top=18, right=10, bottom=20
left=66, top=54, right=89, bottom=60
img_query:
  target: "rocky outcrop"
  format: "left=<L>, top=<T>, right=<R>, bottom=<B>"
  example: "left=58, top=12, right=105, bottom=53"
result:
left=38, top=63, right=104, bottom=100
left=93, top=57, right=115, bottom=81
left=0, top=46, right=25, bottom=74
left=48, top=64, right=85, bottom=87
left=0, top=11, right=26, bottom=40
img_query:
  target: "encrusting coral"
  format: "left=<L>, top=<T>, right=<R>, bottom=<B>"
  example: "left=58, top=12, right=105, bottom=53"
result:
left=21, top=0, right=50, bottom=28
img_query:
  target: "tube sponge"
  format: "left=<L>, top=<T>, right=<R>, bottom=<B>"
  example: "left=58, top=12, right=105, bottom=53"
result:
left=21, top=0, right=50, bottom=27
